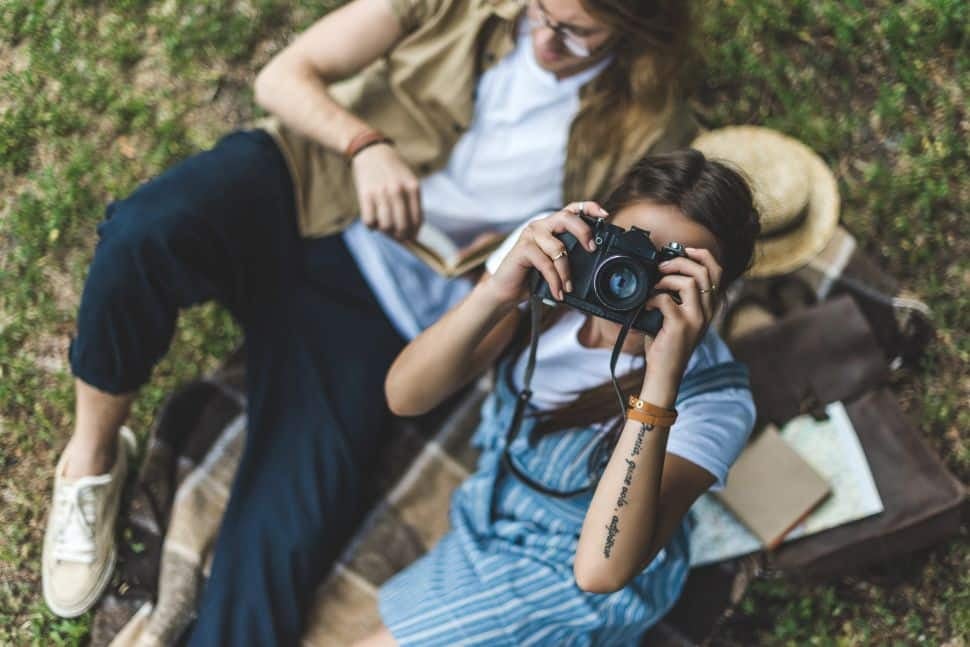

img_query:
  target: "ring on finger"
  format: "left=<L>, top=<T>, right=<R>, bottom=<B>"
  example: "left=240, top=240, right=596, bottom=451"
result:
left=577, top=202, right=585, bottom=218
left=699, top=283, right=718, bottom=295
left=552, top=249, right=568, bottom=261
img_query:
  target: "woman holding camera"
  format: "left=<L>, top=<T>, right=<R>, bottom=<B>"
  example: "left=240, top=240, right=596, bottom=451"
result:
left=356, top=150, right=761, bottom=646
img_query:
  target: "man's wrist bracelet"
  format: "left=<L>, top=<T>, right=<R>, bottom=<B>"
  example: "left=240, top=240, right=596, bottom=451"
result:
left=345, top=129, right=394, bottom=162
left=626, top=395, right=677, bottom=427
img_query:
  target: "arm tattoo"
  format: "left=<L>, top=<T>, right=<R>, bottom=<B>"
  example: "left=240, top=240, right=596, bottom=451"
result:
left=602, top=422, right=655, bottom=558
left=604, top=516, right=621, bottom=557
left=631, top=422, right=652, bottom=456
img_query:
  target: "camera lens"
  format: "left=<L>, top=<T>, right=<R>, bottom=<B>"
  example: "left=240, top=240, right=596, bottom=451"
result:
left=608, top=267, right=638, bottom=300
left=593, top=256, right=650, bottom=311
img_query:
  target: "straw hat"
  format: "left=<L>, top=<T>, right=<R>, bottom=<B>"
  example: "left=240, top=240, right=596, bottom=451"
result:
left=692, top=126, right=840, bottom=278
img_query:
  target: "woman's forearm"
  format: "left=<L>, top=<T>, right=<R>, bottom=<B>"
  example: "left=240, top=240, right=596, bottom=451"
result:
left=574, top=374, right=678, bottom=593
left=385, top=281, right=519, bottom=416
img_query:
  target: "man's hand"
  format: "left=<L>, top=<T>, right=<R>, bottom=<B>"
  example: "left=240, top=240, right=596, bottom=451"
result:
left=352, top=143, right=422, bottom=241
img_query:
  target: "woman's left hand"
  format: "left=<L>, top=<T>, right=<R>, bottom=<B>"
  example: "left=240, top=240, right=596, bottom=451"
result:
left=641, top=247, right=723, bottom=392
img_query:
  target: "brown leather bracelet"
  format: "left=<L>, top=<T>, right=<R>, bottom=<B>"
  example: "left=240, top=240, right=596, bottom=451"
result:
left=627, top=395, right=677, bottom=427
left=344, top=129, right=394, bottom=162
left=626, top=408, right=676, bottom=427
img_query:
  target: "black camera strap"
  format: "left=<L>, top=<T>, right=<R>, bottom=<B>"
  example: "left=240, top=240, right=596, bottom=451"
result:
left=499, top=294, right=641, bottom=498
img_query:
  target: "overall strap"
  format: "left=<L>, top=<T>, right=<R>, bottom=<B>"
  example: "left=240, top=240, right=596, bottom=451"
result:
left=675, top=361, right=750, bottom=405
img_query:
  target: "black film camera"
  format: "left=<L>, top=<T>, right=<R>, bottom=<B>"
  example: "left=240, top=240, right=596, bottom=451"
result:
left=533, top=214, right=688, bottom=335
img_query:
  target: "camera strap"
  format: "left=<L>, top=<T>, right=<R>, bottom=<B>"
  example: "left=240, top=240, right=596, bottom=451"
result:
left=500, top=294, right=641, bottom=498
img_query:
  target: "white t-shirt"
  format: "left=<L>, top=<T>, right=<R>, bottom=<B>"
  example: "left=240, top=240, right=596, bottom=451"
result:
left=507, top=308, right=754, bottom=491
left=343, top=18, right=610, bottom=340
left=509, top=308, right=645, bottom=410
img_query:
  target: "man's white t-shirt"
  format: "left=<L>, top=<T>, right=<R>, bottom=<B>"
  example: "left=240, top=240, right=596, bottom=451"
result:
left=343, top=18, right=609, bottom=340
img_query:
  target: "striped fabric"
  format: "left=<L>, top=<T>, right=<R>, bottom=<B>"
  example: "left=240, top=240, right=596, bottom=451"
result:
left=378, top=358, right=751, bottom=646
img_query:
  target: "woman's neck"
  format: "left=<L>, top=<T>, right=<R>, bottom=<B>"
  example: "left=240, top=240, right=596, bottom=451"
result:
left=576, top=316, right=606, bottom=349
left=577, top=315, right=644, bottom=354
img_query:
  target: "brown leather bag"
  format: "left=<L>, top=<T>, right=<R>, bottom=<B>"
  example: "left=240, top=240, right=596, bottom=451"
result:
left=770, top=387, right=967, bottom=577
left=729, top=296, right=890, bottom=425
left=644, top=295, right=967, bottom=646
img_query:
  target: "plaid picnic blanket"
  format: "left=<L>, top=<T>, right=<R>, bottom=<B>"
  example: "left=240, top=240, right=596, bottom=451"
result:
left=90, top=226, right=933, bottom=646
left=91, top=349, right=491, bottom=646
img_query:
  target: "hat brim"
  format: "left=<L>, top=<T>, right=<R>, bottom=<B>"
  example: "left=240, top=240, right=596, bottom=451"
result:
left=747, top=141, right=840, bottom=278
left=692, top=126, right=839, bottom=278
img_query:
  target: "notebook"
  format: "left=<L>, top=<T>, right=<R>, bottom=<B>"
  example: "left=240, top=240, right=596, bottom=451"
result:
left=714, top=425, right=831, bottom=550
left=689, top=402, right=885, bottom=566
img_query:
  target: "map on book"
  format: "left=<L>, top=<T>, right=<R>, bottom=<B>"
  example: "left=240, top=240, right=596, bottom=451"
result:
left=688, top=401, right=884, bottom=566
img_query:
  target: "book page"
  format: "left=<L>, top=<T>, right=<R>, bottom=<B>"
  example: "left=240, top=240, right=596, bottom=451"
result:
left=413, top=223, right=459, bottom=267
left=405, top=225, right=507, bottom=277
left=688, top=402, right=884, bottom=567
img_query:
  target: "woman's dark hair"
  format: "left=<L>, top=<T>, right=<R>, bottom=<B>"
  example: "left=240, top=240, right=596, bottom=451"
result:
left=506, top=149, right=760, bottom=482
left=600, top=149, right=760, bottom=286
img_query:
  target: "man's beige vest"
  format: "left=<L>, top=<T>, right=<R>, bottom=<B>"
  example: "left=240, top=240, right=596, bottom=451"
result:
left=256, top=0, right=696, bottom=238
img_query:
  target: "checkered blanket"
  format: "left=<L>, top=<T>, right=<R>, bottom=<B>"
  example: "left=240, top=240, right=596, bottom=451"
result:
left=90, top=226, right=931, bottom=646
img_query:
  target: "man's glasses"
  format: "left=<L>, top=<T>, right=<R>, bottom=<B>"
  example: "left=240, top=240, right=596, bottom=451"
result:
left=527, top=0, right=601, bottom=58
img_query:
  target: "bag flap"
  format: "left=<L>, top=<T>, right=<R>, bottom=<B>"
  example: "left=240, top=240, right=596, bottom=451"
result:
left=729, top=295, right=890, bottom=425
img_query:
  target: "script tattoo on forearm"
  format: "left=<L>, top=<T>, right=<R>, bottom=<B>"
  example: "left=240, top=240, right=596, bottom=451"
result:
left=631, top=422, right=650, bottom=456
left=603, top=422, right=654, bottom=558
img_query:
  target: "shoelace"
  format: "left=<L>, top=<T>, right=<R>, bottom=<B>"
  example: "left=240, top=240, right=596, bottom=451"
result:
left=52, top=478, right=108, bottom=563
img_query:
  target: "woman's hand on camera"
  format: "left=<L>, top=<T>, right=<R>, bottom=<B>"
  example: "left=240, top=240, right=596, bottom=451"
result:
left=641, top=247, right=723, bottom=393
left=352, top=143, right=423, bottom=241
left=483, top=202, right=606, bottom=308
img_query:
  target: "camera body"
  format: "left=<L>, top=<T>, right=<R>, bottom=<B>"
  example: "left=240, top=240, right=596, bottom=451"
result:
left=533, top=214, right=688, bottom=335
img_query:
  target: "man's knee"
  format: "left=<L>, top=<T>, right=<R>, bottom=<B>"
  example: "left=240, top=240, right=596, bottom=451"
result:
left=88, top=192, right=202, bottom=294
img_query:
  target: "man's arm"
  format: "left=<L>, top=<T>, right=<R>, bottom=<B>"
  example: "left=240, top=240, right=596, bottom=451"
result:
left=253, top=0, right=404, bottom=153
left=254, top=0, right=426, bottom=240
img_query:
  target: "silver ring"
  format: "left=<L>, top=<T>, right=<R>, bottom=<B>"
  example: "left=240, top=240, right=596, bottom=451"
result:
left=577, top=202, right=586, bottom=217
left=552, top=249, right=567, bottom=261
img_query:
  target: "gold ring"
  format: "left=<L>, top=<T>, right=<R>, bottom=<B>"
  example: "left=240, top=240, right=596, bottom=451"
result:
left=699, top=283, right=718, bottom=295
left=552, top=250, right=567, bottom=261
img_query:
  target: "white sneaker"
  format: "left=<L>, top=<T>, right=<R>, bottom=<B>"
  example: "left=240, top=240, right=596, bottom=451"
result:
left=42, top=426, right=136, bottom=618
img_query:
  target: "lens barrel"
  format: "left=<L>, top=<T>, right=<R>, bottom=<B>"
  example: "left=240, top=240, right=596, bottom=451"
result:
left=593, top=255, right=650, bottom=311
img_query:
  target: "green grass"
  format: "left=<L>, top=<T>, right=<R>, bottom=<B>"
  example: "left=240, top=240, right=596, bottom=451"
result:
left=0, top=0, right=967, bottom=644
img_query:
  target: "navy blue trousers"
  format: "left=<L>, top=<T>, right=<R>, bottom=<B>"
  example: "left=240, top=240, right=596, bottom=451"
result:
left=70, top=130, right=405, bottom=645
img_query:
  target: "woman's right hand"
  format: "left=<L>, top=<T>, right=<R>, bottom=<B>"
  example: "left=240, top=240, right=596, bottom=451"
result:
left=352, top=143, right=423, bottom=241
left=484, top=202, right=607, bottom=307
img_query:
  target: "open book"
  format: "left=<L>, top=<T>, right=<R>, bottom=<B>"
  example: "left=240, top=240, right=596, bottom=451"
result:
left=688, top=402, right=884, bottom=566
left=403, top=223, right=506, bottom=278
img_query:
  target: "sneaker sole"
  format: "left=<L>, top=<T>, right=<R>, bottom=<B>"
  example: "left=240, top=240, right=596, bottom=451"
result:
left=43, top=545, right=117, bottom=618
left=42, top=426, right=137, bottom=618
